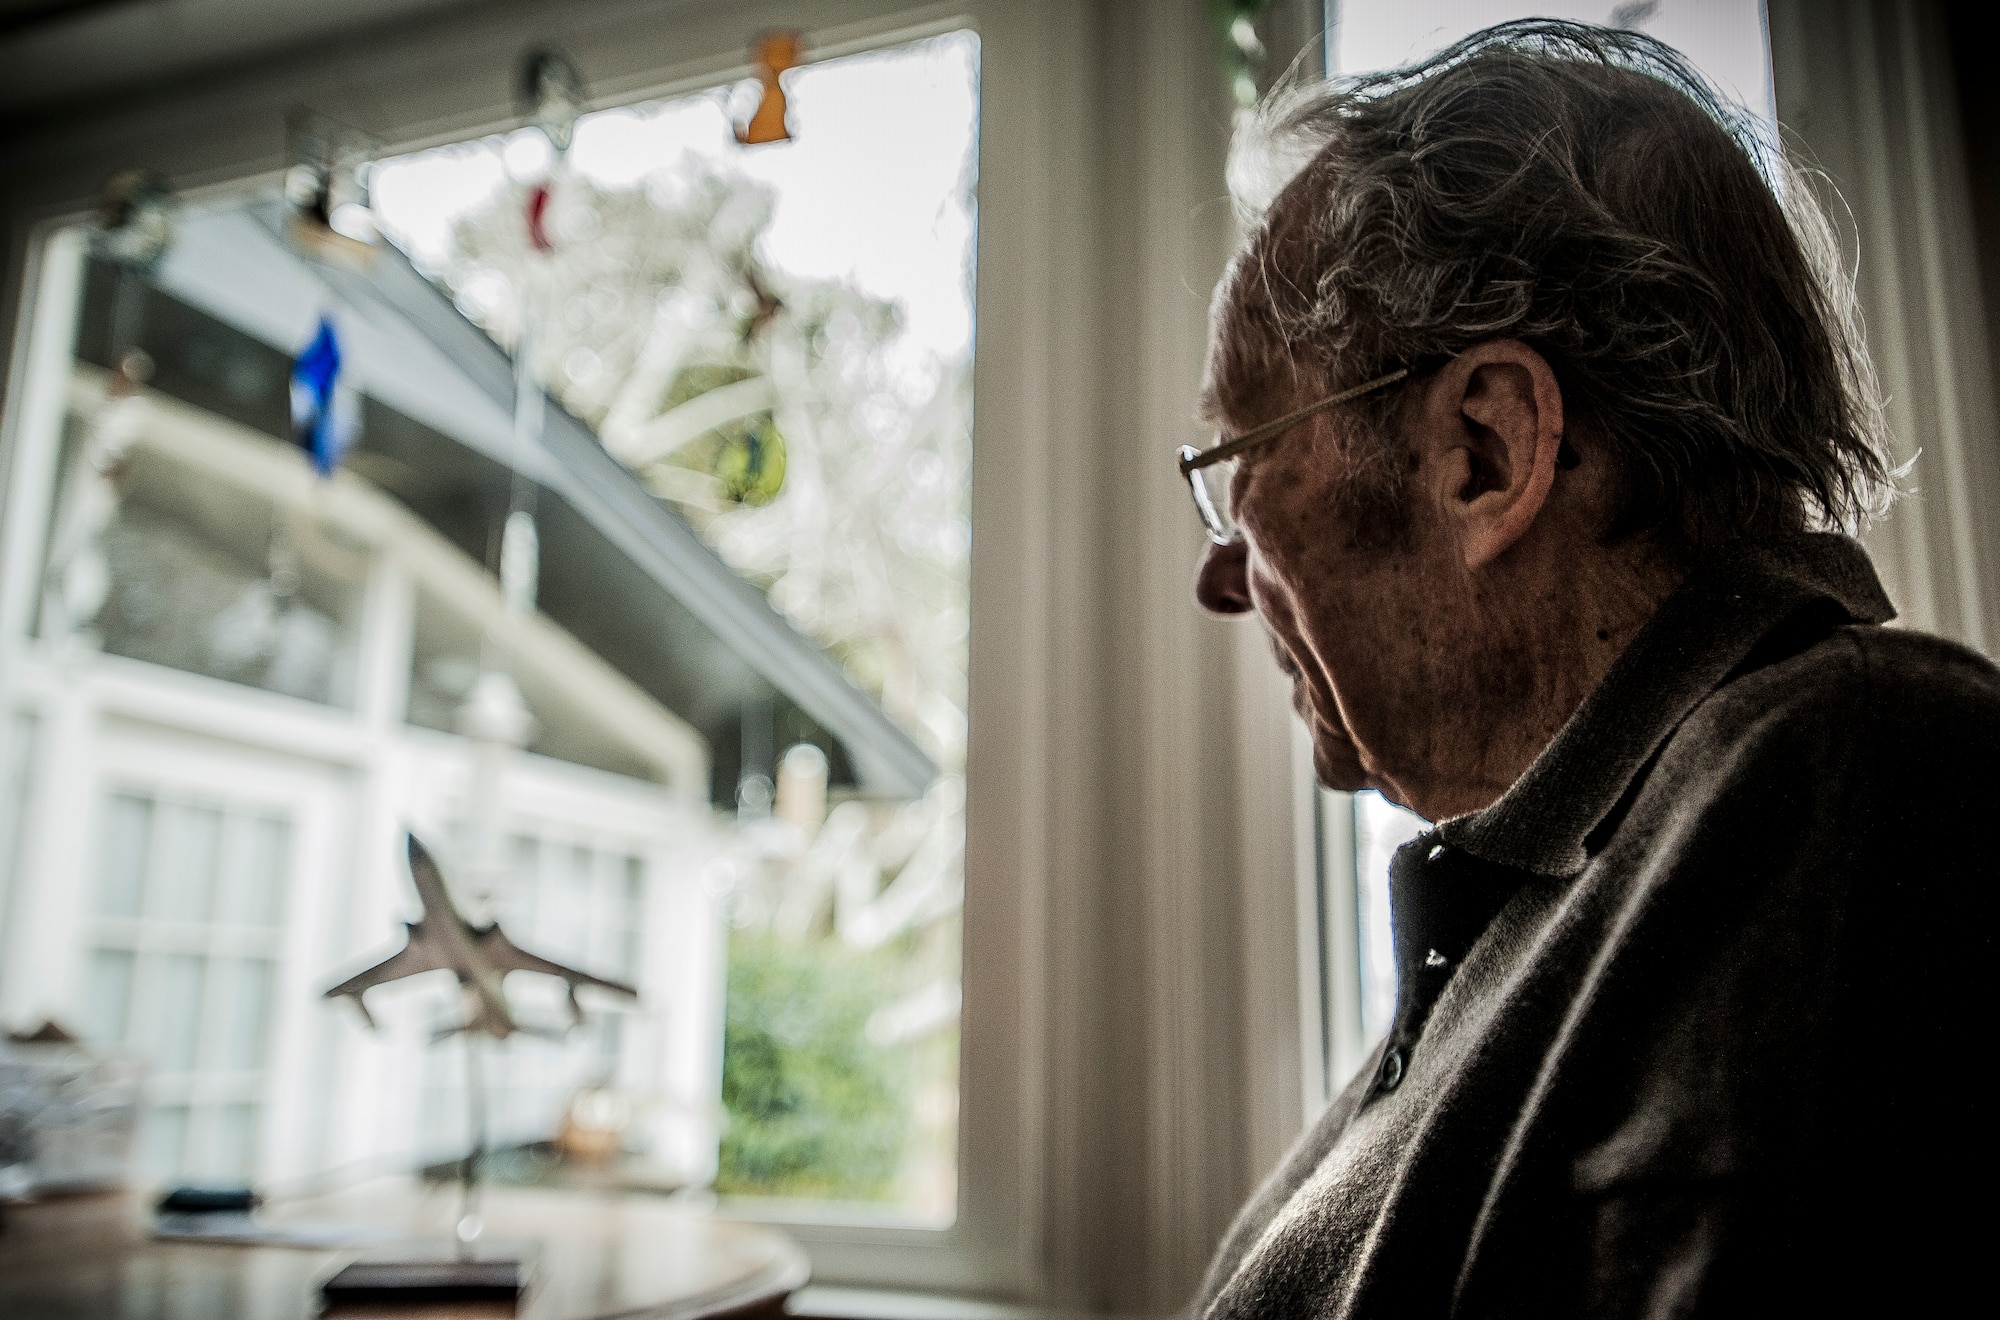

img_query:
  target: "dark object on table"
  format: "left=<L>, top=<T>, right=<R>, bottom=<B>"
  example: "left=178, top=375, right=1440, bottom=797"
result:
left=153, top=1182, right=393, bottom=1248
left=321, top=1240, right=534, bottom=1306
left=158, top=1185, right=257, bottom=1214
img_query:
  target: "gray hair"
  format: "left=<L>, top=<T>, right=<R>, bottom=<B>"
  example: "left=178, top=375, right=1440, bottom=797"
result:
left=1212, top=19, right=1893, bottom=550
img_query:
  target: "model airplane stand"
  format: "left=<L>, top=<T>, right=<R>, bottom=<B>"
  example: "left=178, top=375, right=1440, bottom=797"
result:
left=319, top=1031, right=531, bottom=1309
left=321, top=1237, right=537, bottom=1307
left=319, top=832, right=641, bottom=1311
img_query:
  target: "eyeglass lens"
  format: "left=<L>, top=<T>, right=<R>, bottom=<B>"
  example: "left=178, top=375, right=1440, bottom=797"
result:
left=1180, top=450, right=1238, bottom=545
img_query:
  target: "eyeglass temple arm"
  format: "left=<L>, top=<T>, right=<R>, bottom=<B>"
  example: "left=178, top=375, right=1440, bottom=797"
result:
left=1180, top=366, right=1413, bottom=473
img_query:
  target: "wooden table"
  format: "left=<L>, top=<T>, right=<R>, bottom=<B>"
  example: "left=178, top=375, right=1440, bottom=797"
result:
left=0, top=1180, right=810, bottom=1319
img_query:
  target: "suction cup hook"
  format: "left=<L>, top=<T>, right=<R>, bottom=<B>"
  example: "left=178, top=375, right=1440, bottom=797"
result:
left=522, top=47, right=586, bottom=157
left=92, top=169, right=177, bottom=273
left=284, top=108, right=380, bottom=269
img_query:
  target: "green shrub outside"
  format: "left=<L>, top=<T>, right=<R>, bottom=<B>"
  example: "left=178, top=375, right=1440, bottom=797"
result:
left=716, top=931, right=911, bottom=1200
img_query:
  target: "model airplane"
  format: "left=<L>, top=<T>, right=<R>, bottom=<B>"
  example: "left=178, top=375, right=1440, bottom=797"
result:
left=325, top=833, right=637, bottom=1039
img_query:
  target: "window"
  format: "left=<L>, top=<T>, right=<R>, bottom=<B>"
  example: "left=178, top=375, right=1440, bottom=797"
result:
left=0, top=0, right=1066, bottom=1296
left=81, top=790, right=290, bottom=1184
left=0, top=7, right=975, bottom=1241
left=369, top=28, right=977, bottom=1224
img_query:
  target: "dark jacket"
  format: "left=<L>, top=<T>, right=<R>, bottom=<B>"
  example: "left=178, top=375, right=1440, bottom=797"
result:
left=1193, top=533, right=1996, bottom=1318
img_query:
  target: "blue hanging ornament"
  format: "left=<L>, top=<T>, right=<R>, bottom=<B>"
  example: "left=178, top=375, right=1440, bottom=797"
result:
left=291, top=316, right=356, bottom=476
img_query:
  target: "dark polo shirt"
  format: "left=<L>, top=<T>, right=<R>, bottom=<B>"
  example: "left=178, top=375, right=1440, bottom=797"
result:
left=1193, top=533, right=1996, bottom=1318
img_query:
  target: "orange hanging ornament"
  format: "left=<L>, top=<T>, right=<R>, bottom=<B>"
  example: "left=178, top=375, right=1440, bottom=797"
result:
left=736, top=30, right=803, bottom=145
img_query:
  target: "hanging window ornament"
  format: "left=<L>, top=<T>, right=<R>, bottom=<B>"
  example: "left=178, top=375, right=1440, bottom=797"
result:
left=735, top=31, right=804, bottom=146
left=92, top=170, right=176, bottom=273
left=92, top=349, right=153, bottom=466
left=518, top=49, right=585, bottom=254
left=92, top=172, right=173, bottom=404
left=715, top=415, right=787, bottom=506
left=284, top=108, right=380, bottom=270
left=526, top=182, right=556, bottom=254
left=43, top=349, right=154, bottom=642
left=499, top=508, right=540, bottom=615
left=58, top=166, right=166, bottom=643
left=290, top=316, right=358, bottom=477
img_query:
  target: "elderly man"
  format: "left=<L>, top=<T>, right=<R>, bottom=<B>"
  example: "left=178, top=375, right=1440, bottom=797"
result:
left=1184, top=21, right=1992, bottom=1319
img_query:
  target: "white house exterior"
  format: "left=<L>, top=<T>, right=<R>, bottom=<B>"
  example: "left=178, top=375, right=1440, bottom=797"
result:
left=0, top=341, right=732, bottom=1192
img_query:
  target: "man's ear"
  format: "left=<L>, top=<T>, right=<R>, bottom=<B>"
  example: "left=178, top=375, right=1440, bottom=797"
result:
left=1417, top=340, right=1565, bottom=570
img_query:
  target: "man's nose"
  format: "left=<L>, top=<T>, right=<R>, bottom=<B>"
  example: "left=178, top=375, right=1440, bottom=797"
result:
left=1194, top=538, right=1255, bottom=615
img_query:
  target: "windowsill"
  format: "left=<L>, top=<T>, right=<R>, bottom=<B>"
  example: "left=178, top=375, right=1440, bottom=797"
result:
left=785, top=1286, right=1164, bottom=1320
left=720, top=1192, right=954, bottom=1233
left=787, top=1286, right=1067, bottom=1320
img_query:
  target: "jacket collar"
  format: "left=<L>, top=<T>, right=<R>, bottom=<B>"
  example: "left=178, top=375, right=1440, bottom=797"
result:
left=1434, top=532, right=1894, bottom=877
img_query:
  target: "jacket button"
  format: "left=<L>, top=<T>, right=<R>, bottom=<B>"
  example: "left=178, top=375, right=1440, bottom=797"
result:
left=1379, top=1046, right=1405, bottom=1091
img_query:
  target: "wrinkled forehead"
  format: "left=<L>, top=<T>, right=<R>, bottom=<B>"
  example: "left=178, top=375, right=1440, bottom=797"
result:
left=1201, top=248, right=1317, bottom=436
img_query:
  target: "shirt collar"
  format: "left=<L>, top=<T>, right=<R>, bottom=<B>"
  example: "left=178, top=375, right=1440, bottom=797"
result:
left=1434, top=532, right=1895, bottom=877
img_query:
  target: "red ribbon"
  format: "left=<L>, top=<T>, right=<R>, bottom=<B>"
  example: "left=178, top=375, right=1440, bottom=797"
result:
left=526, top=183, right=554, bottom=252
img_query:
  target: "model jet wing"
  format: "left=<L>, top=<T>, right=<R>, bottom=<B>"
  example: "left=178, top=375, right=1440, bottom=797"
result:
left=324, top=831, right=640, bottom=1037
left=324, top=935, right=451, bottom=1028
left=472, top=924, right=637, bottom=1024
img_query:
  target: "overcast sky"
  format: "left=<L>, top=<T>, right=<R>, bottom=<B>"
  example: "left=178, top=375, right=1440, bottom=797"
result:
left=371, top=31, right=979, bottom=367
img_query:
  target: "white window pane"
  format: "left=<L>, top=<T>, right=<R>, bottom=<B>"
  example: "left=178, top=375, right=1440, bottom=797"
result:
left=155, top=805, right=221, bottom=922
left=206, top=1104, right=259, bottom=1183
left=154, top=954, right=206, bottom=1071
left=211, top=959, right=273, bottom=1071
left=86, top=474, right=365, bottom=710
left=95, top=793, right=152, bottom=918
left=502, top=834, right=539, bottom=931
left=1352, top=791, right=1425, bottom=1042
left=83, top=948, right=135, bottom=1048
left=620, top=856, right=644, bottom=982
left=139, top=1104, right=189, bottom=1185
left=217, top=814, right=289, bottom=927
left=549, top=845, right=592, bottom=962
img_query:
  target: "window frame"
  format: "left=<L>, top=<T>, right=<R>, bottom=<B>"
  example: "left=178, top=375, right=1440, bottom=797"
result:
left=0, top=0, right=1051, bottom=1295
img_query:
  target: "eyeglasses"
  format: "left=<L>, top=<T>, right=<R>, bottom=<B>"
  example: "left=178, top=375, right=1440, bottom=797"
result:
left=1177, top=363, right=1428, bottom=546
